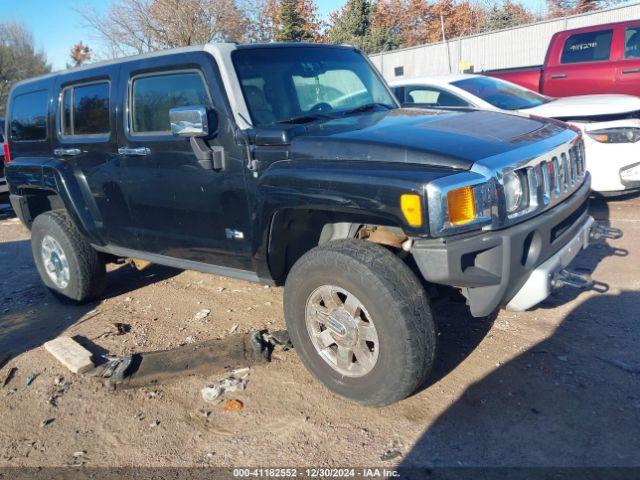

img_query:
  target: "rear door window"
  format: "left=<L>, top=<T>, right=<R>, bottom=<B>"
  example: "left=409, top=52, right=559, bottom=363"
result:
left=561, top=30, right=613, bottom=64
left=624, top=27, right=640, bottom=59
left=60, top=81, right=110, bottom=137
left=10, top=90, right=48, bottom=141
left=130, top=71, right=212, bottom=134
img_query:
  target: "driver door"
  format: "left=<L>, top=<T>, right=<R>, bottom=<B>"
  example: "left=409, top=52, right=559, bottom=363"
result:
left=116, top=51, right=253, bottom=270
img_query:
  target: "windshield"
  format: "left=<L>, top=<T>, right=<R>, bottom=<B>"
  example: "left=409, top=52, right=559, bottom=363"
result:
left=232, top=46, right=397, bottom=126
left=452, top=76, right=551, bottom=111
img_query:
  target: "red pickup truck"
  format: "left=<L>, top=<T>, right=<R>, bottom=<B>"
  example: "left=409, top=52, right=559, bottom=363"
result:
left=485, top=19, right=640, bottom=97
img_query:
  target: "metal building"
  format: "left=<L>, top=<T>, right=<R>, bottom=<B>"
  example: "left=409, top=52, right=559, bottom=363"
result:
left=369, top=2, right=640, bottom=80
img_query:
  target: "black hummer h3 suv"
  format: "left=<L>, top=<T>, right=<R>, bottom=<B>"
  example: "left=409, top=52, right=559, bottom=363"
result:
left=4, top=43, right=608, bottom=406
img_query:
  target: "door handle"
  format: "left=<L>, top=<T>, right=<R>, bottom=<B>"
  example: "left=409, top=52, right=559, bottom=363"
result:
left=622, top=68, right=640, bottom=74
left=53, top=148, right=81, bottom=157
left=550, top=73, right=567, bottom=79
left=118, top=147, right=150, bottom=156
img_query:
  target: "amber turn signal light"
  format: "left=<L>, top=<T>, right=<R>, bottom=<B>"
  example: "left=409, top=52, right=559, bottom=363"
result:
left=400, top=194, right=423, bottom=227
left=446, top=186, right=476, bottom=225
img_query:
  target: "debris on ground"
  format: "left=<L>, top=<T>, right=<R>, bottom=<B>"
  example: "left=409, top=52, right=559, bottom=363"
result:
left=229, top=324, right=238, bottom=334
left=113, top=323, right=131, bottom=335
left=1, top=367, right=17, bottom=387
left=262, top=330, right=293, bottom=351
left=223, top=399, right=244, bottom=412
left=44, top=337, right=94, bottom=374
left=40, top=418, right=54, bottom=428
left=97, top=331, right=274, bottom=389
left=150, top=420, right=160, bottom=427
left=48, top=376, right=72, bottom=406
left=201, top=368, right=250, bottom=403
left=25, top=373, right=38, bottom=386
left=96, top=354, right=134, bottom=385
left=193, top=309, right=211, bottom=321
left=65, top=451, right=87, bottom=467
left=41, top=330, right=283, bottom=393
left=380, top=450, right=402, bottom=461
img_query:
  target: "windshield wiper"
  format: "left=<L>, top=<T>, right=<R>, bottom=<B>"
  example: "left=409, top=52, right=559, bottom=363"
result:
left=340, top=102, right=394, bottom=116
left=275, top=113, right=334, bottom=125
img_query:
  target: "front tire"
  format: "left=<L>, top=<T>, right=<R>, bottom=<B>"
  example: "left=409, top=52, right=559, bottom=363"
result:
left=284, top=240, right=436, bottom=407
left=31, top=210, right=106, bottom=303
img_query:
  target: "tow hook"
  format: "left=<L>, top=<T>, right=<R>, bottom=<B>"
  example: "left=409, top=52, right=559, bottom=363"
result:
left=590, top=222, right=623, bottom=241
left=552, top=268, right=594, bottom=290
left=552, top=268, right=609, bottom=293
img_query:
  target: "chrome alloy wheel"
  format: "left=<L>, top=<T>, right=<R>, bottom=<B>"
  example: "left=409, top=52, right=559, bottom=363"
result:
left=41, top=235, right=70, bottom=289
left=305, top=285, right=379, bottom=377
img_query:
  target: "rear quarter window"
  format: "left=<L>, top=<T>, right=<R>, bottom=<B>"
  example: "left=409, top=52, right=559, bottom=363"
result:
left=61, top=81, right=110, bottom=137
left=10, top=90, right=48, bottom=141
left=561, top=30, right=613, bottom=64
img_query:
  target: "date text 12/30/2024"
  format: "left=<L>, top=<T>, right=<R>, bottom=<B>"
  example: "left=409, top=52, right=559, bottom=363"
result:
left=232, top=468, right=400, bottom=478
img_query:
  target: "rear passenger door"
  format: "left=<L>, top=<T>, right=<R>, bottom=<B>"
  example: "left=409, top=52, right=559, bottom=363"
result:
left=544, top=29, right=615, bottom=97
left=615, top=22, right=640, bottom=95
left=51, top=66, right=129, bottom=245
left=6, top=82, right=52, bottom=191
left=116, top=52, right=252, bottom=269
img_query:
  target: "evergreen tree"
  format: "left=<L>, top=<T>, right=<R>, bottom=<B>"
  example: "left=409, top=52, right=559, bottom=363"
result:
left=326, top=0, right=399, bottom=53
left=277, top=0, right=314, bottom=42
left=484, top=0, right=533, bottom=31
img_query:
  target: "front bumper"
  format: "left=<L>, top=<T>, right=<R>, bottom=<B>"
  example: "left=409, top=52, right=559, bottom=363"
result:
left=505, top=216, right=593, bottom=311
left=411, top=178, right=593, bottom=317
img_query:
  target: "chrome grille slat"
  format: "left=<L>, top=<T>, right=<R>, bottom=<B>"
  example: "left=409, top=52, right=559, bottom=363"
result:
left=508, top=139, right=587, bottom=222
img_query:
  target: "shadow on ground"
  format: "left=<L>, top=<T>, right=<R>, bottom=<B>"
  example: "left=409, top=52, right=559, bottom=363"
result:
left=400, top=290, right=640, bottom=472
left=399, top=198, right=639, bottom=472
left=0, top=238, right=179, bottom=358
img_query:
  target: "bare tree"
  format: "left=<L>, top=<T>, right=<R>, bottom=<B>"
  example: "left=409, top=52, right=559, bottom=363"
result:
left=243, top=0, right=279, bottom=42
left=78, top=0, right=249, bottom=58
left=69, top=41, right=92, bottom=67
left=0, top=22, right=51, bottom=115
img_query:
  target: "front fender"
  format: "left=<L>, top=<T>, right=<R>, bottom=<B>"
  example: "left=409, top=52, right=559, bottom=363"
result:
left=252, top=159, right=455, bottom=279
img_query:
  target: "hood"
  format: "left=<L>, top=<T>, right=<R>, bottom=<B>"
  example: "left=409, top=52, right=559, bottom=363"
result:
left=521, top=94, right=640, bottom=119
left=288, top=108, right=567, bottom=170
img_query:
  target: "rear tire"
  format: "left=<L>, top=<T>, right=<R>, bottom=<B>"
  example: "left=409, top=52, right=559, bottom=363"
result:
left=284, top=240, right=436, bottom=407
left=31, top=210, right=106, bottom=303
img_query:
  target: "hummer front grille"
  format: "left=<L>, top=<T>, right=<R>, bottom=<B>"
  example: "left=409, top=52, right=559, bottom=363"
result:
left=506, top=139, right=587, bottom=221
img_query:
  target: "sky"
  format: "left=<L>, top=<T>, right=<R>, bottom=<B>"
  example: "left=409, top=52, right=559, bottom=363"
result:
left=0, top=0, right=548, bottom=71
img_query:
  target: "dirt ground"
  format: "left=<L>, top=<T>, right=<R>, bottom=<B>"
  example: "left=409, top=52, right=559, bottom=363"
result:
left=0, top=194, right=638, bottom=470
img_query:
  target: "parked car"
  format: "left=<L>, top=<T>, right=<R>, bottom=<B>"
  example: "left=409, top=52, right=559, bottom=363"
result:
left=484, top=19, right=640, bottom=97
left=0, top=116, right=7, bottom=195
left=391, top=74, right=640, bottom=195
left=5, top=43, right=611, bottom=406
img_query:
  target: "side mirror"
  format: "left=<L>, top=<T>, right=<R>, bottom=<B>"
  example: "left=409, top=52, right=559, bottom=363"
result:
left=170, top=106, right=209, bottom=137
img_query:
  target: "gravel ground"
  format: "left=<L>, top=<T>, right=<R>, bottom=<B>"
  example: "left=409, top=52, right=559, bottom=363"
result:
left=0, top=195, right=638, bottom=469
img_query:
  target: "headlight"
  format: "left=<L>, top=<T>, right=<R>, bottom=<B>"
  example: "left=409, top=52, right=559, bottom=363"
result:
left=503, top=171, right=528, bottom=214
left=587, top=127, right=640, bottom=143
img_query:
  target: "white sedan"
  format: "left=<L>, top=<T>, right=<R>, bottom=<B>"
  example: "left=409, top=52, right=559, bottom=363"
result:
left=390, top=74, right=640, bottom=196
